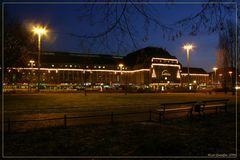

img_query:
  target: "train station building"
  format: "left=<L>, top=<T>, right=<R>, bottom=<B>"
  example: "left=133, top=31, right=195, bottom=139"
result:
left=4, top=47, right=209, bottom=91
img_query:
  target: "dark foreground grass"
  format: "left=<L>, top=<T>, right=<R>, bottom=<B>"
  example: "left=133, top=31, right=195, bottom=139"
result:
left=3, top=112, right=237, bottom=157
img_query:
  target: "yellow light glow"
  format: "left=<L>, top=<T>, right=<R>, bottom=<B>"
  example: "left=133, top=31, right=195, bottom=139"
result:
left=151, top=63, right=181, bottom=69
left=29, top=60, right=35, bottom=64
left=32, top=25, right=48, bottom=35
left=152, top=57, right=178, bottom=63
left=229, top=71, right=233, bottom=74
left=183, top=43, right=194, bottom=50
left=118, top=64, right=124, bottom=68
left=213, top=67, right=218, bottom=71
left=11, top=67, right=149, bottom=73
left=181, top=73, right=209, bottom=76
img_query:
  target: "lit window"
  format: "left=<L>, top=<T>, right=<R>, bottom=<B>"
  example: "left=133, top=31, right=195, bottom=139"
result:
left=161, top=86, right=164, bottom=91
left=70, top=65, right=72, bottom=68
left=94, top=66, right=96, bottom=68
left=65, top=65, right=67, bottom=67
left=103, top=66, right=105, bottom=68
left=98, top=66, right=101, bottom=68
left=52, top=64, right=54, bottom=67
left=165, top=77, right=167, bottom=80
left=86, top=66, right=89, bottom=68
left=74, top=65, right=77, bottom=67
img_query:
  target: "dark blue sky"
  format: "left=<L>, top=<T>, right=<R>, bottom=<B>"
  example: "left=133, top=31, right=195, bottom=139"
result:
left=4, top=2, right=236, bottom=72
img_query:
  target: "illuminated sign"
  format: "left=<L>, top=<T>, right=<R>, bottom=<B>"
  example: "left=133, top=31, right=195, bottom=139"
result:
left=161, top=70, right=171, bottom=76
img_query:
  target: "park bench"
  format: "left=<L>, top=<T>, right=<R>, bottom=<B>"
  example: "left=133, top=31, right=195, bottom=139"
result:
left=196, top=99, right=229, bottom=115
left=156, top=101, right=197, bottom=122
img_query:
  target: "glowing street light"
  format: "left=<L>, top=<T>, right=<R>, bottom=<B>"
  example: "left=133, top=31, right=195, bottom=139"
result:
left=29, top=60, right=35, bottom=92
left=213, top=67, right=217, bottom=74
left=118, top=63, right=128, bottom=94
left=29, top=60, right=35, bottom=66
left=183, top=43, right=194, bottom=89
left=32, top=25, right=48, bottom=92
left=229, top=71, right=233, bottom=91
left=213, top=67, right=218, bottom=84
left=119, top=64, right=124, bottom=71
left=118, top=63, right=124, bottom=82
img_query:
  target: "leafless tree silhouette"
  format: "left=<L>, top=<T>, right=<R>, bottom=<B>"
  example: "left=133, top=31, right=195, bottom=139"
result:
left=218, top=20, right=237, bottom=94
left=66, top=0, right=237, bottom=54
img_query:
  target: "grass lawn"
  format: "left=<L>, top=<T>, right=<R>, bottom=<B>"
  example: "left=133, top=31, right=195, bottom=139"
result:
left=3, top=112, right=237, bottom=157
left=1, top=92, right=239, bottom=157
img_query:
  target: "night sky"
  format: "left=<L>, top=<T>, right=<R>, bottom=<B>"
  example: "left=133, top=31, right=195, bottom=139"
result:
left=4, top=2, right=236, bottom=72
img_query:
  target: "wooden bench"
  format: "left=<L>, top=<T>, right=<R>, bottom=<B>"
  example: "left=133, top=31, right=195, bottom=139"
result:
left=156, top=101, right=197, bottom=122
left=198, top=99, right=229, bottom=115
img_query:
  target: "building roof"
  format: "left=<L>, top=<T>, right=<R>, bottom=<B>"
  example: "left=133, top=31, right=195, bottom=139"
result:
left=29, top=51, right=124, bottom=66
left=181, top=67, right=208, bottom=74
left=124, top=46, right=177, bottom=67
left=28, top=46, right=177, bottom=68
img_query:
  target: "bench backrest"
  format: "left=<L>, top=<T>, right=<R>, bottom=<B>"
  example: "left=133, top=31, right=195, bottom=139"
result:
left=202, top=99, right=229, bottom=104
left=161, top=101, right=197, bottom=106
left=160, top=101, right=197, bottom=109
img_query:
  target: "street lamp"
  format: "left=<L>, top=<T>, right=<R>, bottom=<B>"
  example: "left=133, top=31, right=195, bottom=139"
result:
left=213, top=67, right=217, bottom=84
left=32, top=25, right=48, bottom=92
left=229, top=71, right=233, bottom=89
left=119, top=64, right=124, bottom=83
left=29, top=60, right=35, bottom=91
left=119, top=63, right=127, bottom=94
left=29, top=60, right=35, bottom=68
left=183, top=43, right=194, bottom=89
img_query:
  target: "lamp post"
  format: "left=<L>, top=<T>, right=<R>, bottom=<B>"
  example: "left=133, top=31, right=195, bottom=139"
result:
left=83, top=70, right=87, bottom=96
left=229, top=71, right=233, bottom=89
left=183, top=43, right=194, bottom=90
left=213, top=67, right=217, bottom=84
left=119, top=64, right=125, bottom=93
left=119, top=64, right=124, bottom=83
left=32, top=25, right=48, bottom=92
left=29, top=60, right=35, bottom=91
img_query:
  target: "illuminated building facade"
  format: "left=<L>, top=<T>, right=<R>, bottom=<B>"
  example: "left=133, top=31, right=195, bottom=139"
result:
left=4, top=47, right=209, bottom=90
left=180, top=67, right=209, bottom=89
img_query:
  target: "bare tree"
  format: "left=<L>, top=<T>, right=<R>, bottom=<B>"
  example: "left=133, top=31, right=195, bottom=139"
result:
left=218, top=20, right=236, bottom=94
left=3, top=12, right=36, bottom=68
left=66, top=0, right=236, bottom=54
